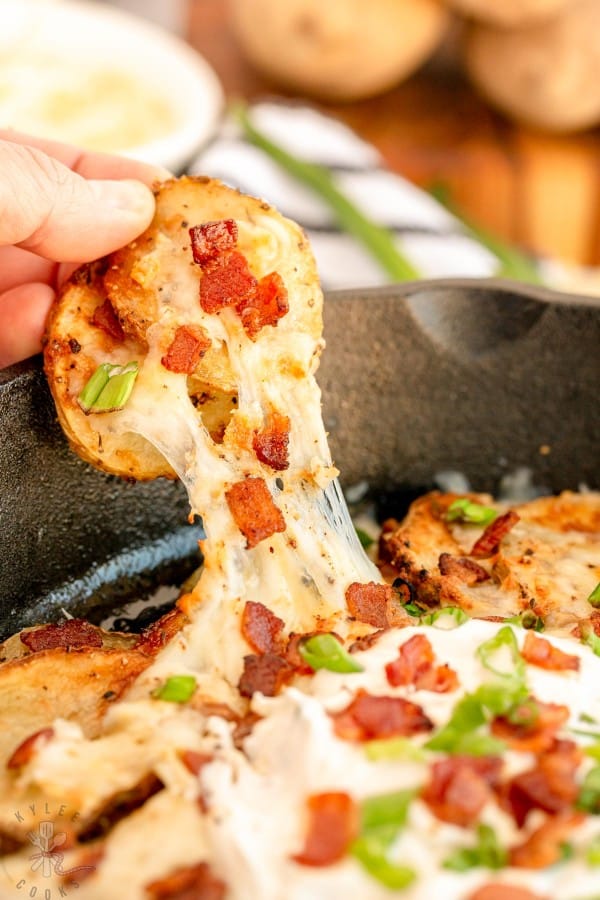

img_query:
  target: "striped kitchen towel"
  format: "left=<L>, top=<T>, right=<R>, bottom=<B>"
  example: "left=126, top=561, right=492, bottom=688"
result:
left=189, top=101, right=498, bottom=291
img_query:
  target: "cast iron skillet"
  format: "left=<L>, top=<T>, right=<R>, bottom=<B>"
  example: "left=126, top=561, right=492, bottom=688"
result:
left=0, top=279, right=598, bottom=639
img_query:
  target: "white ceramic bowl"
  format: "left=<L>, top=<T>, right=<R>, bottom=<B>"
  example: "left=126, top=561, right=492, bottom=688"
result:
left=0, top=0, right=224, bottom=172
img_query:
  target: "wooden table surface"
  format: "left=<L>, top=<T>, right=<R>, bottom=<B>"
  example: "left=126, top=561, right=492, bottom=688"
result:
left=187, top=0, right=600, bottom=268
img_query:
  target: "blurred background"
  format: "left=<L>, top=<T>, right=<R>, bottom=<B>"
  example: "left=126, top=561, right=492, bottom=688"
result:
left=4, top=0, right=600, bottom=291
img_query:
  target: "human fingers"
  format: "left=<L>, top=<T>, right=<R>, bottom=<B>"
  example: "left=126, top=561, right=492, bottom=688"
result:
left=0, top=282, right=55, bottom=368
left=0, top=129, right=171, bottom=186
left=0, top=140, right=156, bottom=261
left=0, top=246, right=57, bottom=293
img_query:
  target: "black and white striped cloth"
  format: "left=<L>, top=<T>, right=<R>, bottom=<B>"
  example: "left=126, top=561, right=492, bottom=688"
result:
left=190, top=101, right=498, bottom=291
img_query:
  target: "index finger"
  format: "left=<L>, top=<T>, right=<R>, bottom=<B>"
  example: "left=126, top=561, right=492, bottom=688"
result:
left=0, top=129, right=172, bottom=186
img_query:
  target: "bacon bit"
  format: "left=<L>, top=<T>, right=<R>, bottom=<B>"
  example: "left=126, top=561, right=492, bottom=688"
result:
left=509, top=810, right=585, bottom=869
left=78, top=773, right=164, bottom=843
left=239, top=271, right=289, bottom=339
left=385, top=634, right=459, bottom=694
left=470, top=511, right=520, bottom=558
left=491, top=700, right=570, bottom=754
left=345, top=581, right=407, bottom=629
left=438, top=553, right=490, bottom=584
left=145, top=861, right=226, bottom=900
left=252, top=411, right=290, bottom=471
left=7, top=727, right=54, bottom=769
left=61, top=847, right=104, bottom=886
left=20, top=620, right=103, bottom=652
left=232, top=711, right=262, bottom=749
left=502, top=739, right=582, bottom=828
left=179, top=750, right=213, bottom=776
left=521, top=632, right=580, bottom=672
left=292, top=792, right=359, bottom=867
left=225, top=477, right=286, bottom=548
left=91, top=299, right=125, bottom=342
left=136, top=607, right=188, bottom=656
left=349, top=629, right=387, bottom=653
left=238, top=653, right=294, bottom=698
left=241, top=601, right=285, bottom=654
left=285, top=631, right=323, bottom=672
left=189, top=219, right=238, bottom=266
left=331, top=689, right=433, bottom=742
left=161, top=325, right=211, bottom=374
left=467, top=885, right=549, bottom=900
left=422, top=756, right=503, bottom=827
left=199, top=251, right=257, bottom=315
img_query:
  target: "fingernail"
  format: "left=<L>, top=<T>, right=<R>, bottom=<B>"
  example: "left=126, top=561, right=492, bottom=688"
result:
left=89, top=179, right=155, bottom=216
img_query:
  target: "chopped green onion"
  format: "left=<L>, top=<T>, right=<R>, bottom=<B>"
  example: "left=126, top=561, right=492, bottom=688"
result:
left=421, top=607, right=469, bottom=629
left=350, top=790, right=417, bottom=889
left=586, top=835, right=600, bottom=866
left=506, top=609, right=545, bottom=632
left=585, top=744, right=600, bottom=761
left=78, top=361, right=139, bottom=414
left=588, top=583, right=600, bottom=608
left=351, top=834, right=416, bottom=890
left=360, top=790, right=415, bottom=832
left=581, top=626, right=600, bottom=658
left=298, top=633, right=363, bottom=674
left=403, top=602, right=424, bottom=618
left=581, top=713, right=598, bottom=725
left=577, top=765, right=600, bottom=814
left=364, top=737, right=427, bottom=763
left=355, top=527, right=375, bottom=550
left=476, top=626, right=525, bottom=681
left=559, top=842, right=575, bottom=862
left=152, top=674, right=197, bottom=703
left=443, top=823, right=507, bottom=872
left=235, top=103, right=421, bottom=283
left=446, top=498, right=498, bottom=526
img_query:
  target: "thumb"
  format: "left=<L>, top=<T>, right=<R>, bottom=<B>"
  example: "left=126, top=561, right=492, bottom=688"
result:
left=0, top=141, right=156, bottom=262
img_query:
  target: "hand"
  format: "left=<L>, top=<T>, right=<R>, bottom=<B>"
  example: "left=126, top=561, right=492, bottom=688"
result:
left=0, top=131, right=170, bottom=369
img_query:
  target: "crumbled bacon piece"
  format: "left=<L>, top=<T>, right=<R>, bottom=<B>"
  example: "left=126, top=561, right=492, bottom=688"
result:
left=161, top=325, right=211, bottom=374
left=239, top=271, right=289, bottom=339
left=502, top=739, right=582, bottom=828
left=145, top=861, right=226, bottom=900
left=7, top=727, right=54, bottom=769
left=292, top=792, right=359, bottom=867
left=331, top=689, right=433, bottom=742
left=189, top=220, right=238, bottom=266
left=345, top=581, right=406, bottom=629
left=91, top=298, right=125, bottom=342
left=470, top=511, right=520, bottom=558
left=349, top=629, right=387, bottom=653
left=238, top=653, right=294, bottom=698
left=521, top=631, right=580, bottom=672
left=241, top=601, right=285, bottom=654
left=438, top=553, right=490, bottom=584
left=179, top=751, right=213, bottom=776
left=252, top=411, right=290, bottom=471
left=509, top=810, right=585, bottom=869
left=225, top=477, right=286, bottom=548
left=20, top=620, right=103, bottom=652
left=422, top=755, right=503, bottom=827
left=232, top=711, right=262, bottom=749
left=199, top=251, right=257, bottom=315
left=285, top=631, right=324, bottom=672
left=78, top=774, right=164, bottom=843
left=136, top=607, right=188, bottom=656
left=385, top=634, right=459, bottom=693
left=491, top=699, right=570, bottom=754
left=468, top=885, right=548, bottom=900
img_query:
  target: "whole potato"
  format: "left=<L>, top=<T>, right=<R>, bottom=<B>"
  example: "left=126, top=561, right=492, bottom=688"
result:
left=445, top=0, right=573, bottom=27
left=230, top=0, right=449, bottom=101
left=464, top=0, right=600, bottom=132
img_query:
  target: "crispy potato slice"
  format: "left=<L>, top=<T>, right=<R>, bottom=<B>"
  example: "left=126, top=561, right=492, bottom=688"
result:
left=0, top=622, right=137, bottom=664
left=0, top=647, right=150, bottom=769
left=44, top=176, right=322, bottom=480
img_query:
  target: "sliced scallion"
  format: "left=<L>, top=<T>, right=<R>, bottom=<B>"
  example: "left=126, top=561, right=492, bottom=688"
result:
left=351, top=834, right=416, bottom=890
left=364, top=737, right=427, bottom=763
left=581, top=625, right=600, bottom=658
left=443, top=823, right=507, bottom=872
left=152, top=674, right=197, bottom=703
left=506, top=609, right=545, bottom=632
left=298, top=633, right=363, bottom=674
left=476, top=626, right=525, bottom=681
left=421, top=607, right=469, bottom=629
left=577, top=765, right=600, bottom=814
left=446, top=498, right=498, bottom=526
left=360, top=790, right=415, bottom=833
left=78, top=361, right=139, bottom=414
left=355, top=527, right=375, bottom=550
left=586, top=835, right=600, bottom=866
left=587, top=583, right=600, bottom=608
left=350, top=790, right=417, bottom=889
